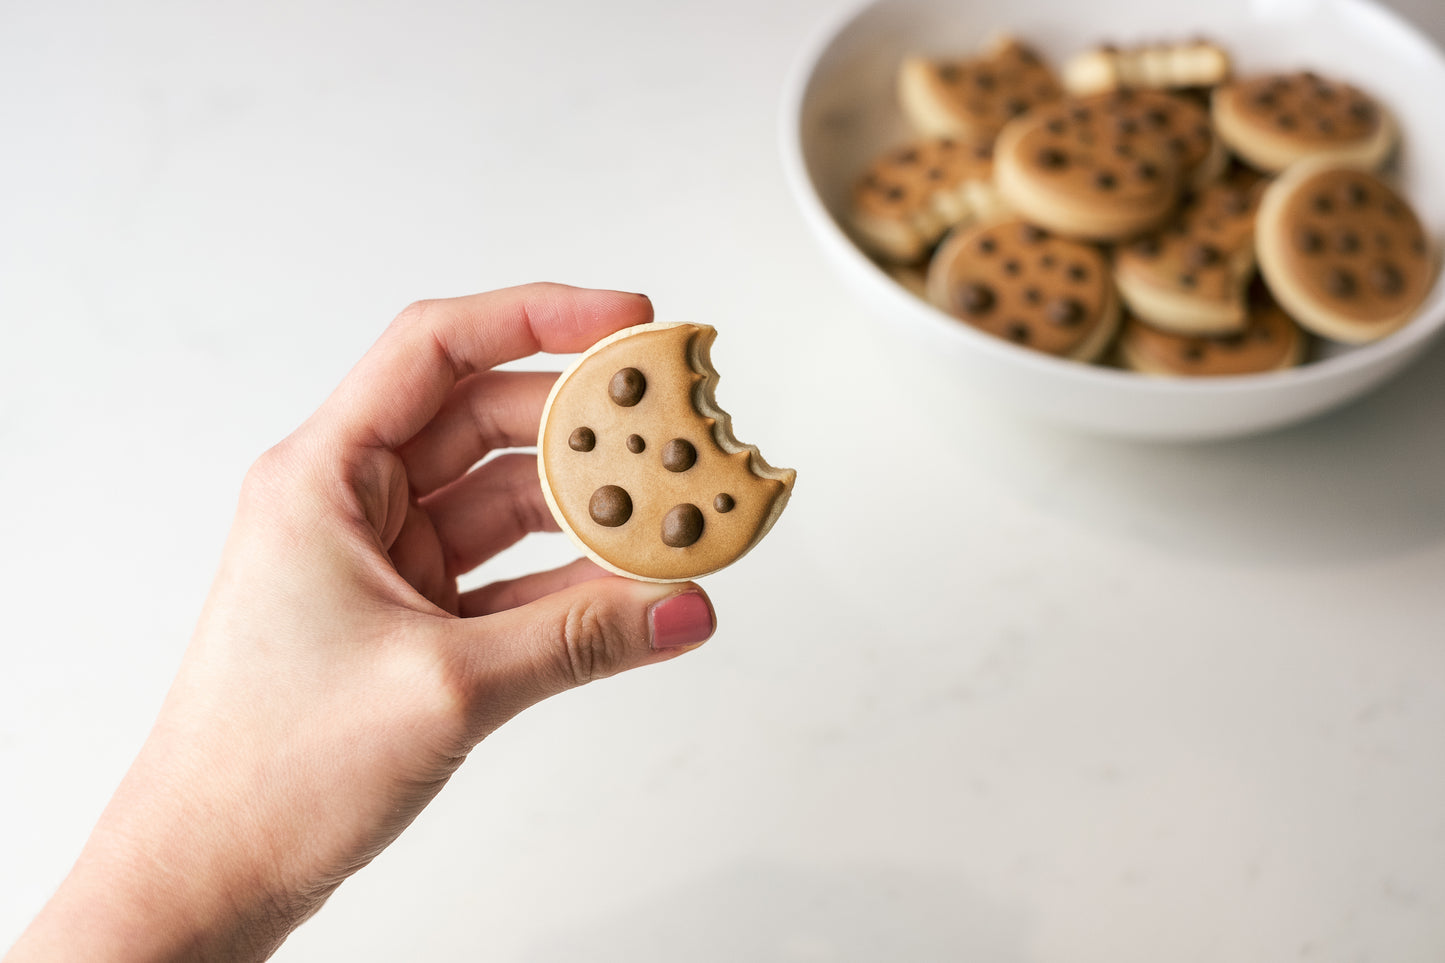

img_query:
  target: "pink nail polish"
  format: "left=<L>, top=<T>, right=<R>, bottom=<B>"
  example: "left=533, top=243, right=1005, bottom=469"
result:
left=649, top=591, right=714, bottom=650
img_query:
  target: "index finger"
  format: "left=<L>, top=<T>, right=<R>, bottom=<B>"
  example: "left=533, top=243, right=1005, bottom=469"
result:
left=316, top=283, right=654, bottom=450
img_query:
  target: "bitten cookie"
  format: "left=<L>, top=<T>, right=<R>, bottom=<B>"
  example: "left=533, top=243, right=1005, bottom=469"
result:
left=898, top=36, right=1062, bottom=145
left=1117, top=286, right=1306, bottom=376
left=926, top=218, right=1120, bottom=361
left=850, top=136, right=1004, bottom=264
left=1064, top=38, right=1231, bottom=95
left=538, top=323, right=796, bottom=582
left=1211, top=71, right=1397, bottom=173
left=1255, top=161, right=1435, bottom=344
left=1114, top=168, right=1265, bottom=334
left=994, top=89, right=1221, bottom=240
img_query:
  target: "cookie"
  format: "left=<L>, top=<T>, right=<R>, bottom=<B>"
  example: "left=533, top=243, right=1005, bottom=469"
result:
left=1211, top=71, right=1397, bottom=173
left=1117, top=287, right=1306, bottom=376
left=537, top=323, right=796, bottom=582
left=1255, top=161, right=1435, bottom=344
left=898, top=36, right=1062, bottom=145
left=850, top=136, right=1004, bottom=264
left=926, top=218, right=1120, bottom=361
left=1064, top=39, right=1232, bottom=96
left=1113, top=168, right=1265, bottom=334
left=994, top=89, right=1221, bottom=240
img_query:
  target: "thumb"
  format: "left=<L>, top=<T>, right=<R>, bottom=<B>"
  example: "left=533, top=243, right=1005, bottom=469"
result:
left=446, top=576, right=715, bottom=730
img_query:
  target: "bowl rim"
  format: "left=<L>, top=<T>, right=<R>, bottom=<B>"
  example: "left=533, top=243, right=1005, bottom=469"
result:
left=777, top=0, right=1445, bottom=400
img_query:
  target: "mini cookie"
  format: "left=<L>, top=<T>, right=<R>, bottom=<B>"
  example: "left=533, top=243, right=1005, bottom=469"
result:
left=1117, top=285, right=1306, bottom=376
left=850, top=136, right=1004, bottom=264
left=1114, top=168, right=1265, bottom=334
left=898, top=37, right=1063, bottom=145
left=1211, top=71, right=1397, bottom=172
left=1064, top=39, right=1232, bottom=95
left=538, top=323, right=796, bottom=582
left=926, top=218, right=1120, bottom=361
left=1255, top=161, right=1435, bottom=344
left=994, top=89, right=1220, bottom=240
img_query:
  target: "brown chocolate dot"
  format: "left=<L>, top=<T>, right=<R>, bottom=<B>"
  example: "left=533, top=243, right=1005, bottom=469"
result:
left=1345, top=181, right=1370, bottom=206
left=662, top=504, right=705, bottom=548
left=1004, top=97, right=1030, bottom=116
left=1134, top=161, right=1159, bottom=182
left=1327, top=267, right=1358, bottom=298
left=1046, top=297, right=1085, bottom=327
left=1181, top=343, right=1205, bottom=363
left=1046, top=118, right=1067, bottom=134
left=977, top=236, right=997, bottom=255
left=894, top=148, right=919, bottom=164
left=974, top=70, right=997, bottom=90
left=1019, top=224, right=1045, bottom=244
left=1003, top=259, right=1022, bottom=276
left=1006, top=321, right=1031, bottom=343
left=926, top=167, right=945, bottom=181
left=1349, top=99, right=1376, bottom=122
left=1336, top=230, right=1361, bottom=254
left=1218, top=333, right=1246, bottom=350
left=609, top=368, right=646, bottom=407
left=1296, top=227, right=1324, bottom=254
left=1186, top=243, right=1222, bottom=269
left=1178, top=272, right=1198, bottom=289
left=1312, top=194, right=1334, bottom=214
left=662, top=438, right=697, bottom=472
left=1317, top=117, right=1336, bottom=134
left=1037, top=147, right=1069, bottom=169
left=626, top=434, right=646, bottom=454
left=885, top=185, right=906, bottom=202
left=937, top=64, right=960, bottom=83
left=957, top=281, right=996, bottom=315
left=569, top=427, right=596, bottom=452
left=1276, top=114, right=1297, bottom=130
left=1370, top=261, right=1404, bottom=296
left=589, top=486, right=632, bottom=527
left=714, top=493, right=735, bottom=513
left=1144, top=108, right=1170, bottom=128
left=1066, top=263, right=1090, bottom=282
left=1252, top=90, right=1277, bottom=109
left=1024, top=287, right=1042, bottom=304
left=1094, top=170, right=1118, bottom=191
left=1040, top=253, right=1058, bottom=268
left=1132, top=236, right=1162, bottom=258
left=1113, top=115, right=1139, bottom=136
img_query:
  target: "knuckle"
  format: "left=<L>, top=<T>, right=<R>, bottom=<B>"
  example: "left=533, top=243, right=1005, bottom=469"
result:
left=561, top=599, right=626, bottom=687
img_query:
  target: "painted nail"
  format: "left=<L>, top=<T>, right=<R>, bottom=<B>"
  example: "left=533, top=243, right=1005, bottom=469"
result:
left=648, top=590, right=715, bottom=650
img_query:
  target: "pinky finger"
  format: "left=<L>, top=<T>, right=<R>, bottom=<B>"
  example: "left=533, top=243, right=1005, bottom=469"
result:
left=460, top=557, right=610, bottom=617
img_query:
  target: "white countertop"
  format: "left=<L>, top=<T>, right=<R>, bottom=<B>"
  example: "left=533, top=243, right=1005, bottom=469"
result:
left=4, top=1, right=1445, bottom=960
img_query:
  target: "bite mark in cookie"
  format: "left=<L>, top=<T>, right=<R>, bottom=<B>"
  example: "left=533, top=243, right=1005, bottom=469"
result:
left=898, top=37, right=1062, bottom=145
left=539, top=323, right=796, bottom=582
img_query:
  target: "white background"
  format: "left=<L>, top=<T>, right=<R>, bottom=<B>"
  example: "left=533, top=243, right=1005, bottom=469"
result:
left=3, top=0, right=1445, bottom=960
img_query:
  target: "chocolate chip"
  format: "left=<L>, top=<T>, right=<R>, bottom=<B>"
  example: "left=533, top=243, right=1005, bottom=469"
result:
left=1067, top=263, right=1090, bottom=282
left=1349, top=99, right=1376, bottom=122
left=1252, top=91, right=1277, bottom=110
left=1046, top=297, right=1085, bottom=326
left=1003, top=259, right=1022, bottom=276
left=609, top=368, right=646, bottom=407
left=926, top=167, right=945, bottom=181
left=714, top=493, right=735, bottom=513
left=885, top=185, right=906, bottom=202
left=1167, top=135, right=1189, bottom=155
left=1024, top=286, right=1042, bottom=304
left=1094, top=170, right=1118, bottom=190
left=589, top=486, right=632, bottom=527
left=1134, top=161, right=1159, bottom=182
left=1185, top=243, right=1222, bottom=269
left=1004, top=97, right=1030, bottom=116
left=894, top=148, right=919, bottom=164
left=1132, top=236, right=1161, bottom=258
left=568, top=427, right=596, bottom=452
left=1327, top=267, right=1358, bottom=298
left=662, top=438, right=697, bottom=472
left=1178, top=272, right=1198, bottom=288
left=1276, top=114, right=1297, bottom=130
left=1336, top=230, right=1361, bottom=254
left=1345, top=181, right=1370, bottom=206
left=1040, top=253, right=1057, bottom=268
left=626, top=434, right=646, bottom=453
left=1019, top=224, right=1045, bottom=244
left=1006, top=321, right=1031, bottom=343
left=1413, top=235, right=1428, bottom=256
left=1317, top=117, right=1336, bottom=134
left=1114, top=116, right=1139, bottom=136
left=1046, top=118, right=1067, bottom=135
left=937, top=64, right=960, bottom=83
left=1144, top=108, right=1170, bottom=128
left=1370, top=261, right=1404, bottom=296
left=1181, top=344, right=1205, bottom=363
left=1296, top=227, right=1324, bottom=254
left=975, top=70, right=997, bottom=90
left=977, top=236, right=997, bottom=255
left=661, top=504, right=705, bottom=548
left=1312, top=194, right=1333, bottom=214
left=1070, top=106, right=1092, bottom=123
left=958, top=281, right=995, bottom=315
left=1218, top=333, right=1246, bottom=349
left=1037, top=147, right=1069, bottom=169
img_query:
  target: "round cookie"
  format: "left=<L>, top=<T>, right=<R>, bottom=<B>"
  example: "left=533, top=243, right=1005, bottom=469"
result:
left=850, top=136, right=1004, bottom=264
left=926, top=218, right=1120, bottom=361
left=1114, top=168, right=1265, bottom=335
left=1117, top=288, right=1306, bottom=376
left=538, top=323, right=796, bottom=582
left=1255, top=161, right=1435, bottom=344
left=898, top=36, right=1062, bottom=146
left=993, top=89, right=1220, bottom=241
left=1212, top=71, right=1397, bottom=173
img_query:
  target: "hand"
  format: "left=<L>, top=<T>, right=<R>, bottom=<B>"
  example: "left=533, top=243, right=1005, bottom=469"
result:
left=6, top=284, right=716, bottom=963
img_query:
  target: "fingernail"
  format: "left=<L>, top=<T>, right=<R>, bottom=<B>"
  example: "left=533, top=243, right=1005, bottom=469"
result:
left=648, top=590, right=714, bottom=650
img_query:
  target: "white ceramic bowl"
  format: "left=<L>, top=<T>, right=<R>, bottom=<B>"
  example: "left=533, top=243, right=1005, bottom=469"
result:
left=780, top=0, right=1445, bottom=440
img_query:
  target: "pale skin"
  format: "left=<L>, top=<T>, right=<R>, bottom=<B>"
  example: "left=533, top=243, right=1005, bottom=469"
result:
left=5, top=284, right=716, bottom=962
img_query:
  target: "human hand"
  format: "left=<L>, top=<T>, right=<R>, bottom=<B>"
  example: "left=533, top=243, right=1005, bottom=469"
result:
left=6, top=284, right=716, bottom=963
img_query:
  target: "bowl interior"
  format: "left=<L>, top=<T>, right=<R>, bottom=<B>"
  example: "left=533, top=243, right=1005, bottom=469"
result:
left=785, top=0, right=1445, bottom=438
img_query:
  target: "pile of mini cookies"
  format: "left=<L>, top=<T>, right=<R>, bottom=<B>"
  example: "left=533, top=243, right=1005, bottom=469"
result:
left=851, top=37, right=1437, bottom=376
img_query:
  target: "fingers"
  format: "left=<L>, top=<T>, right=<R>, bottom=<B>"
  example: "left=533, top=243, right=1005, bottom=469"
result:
left=445, top=578, right=716, bottom=732
left=423, top=452, right=557, bottom=578
left=397, top=370, right=557, bottom=498
left=319, top=284, right=653, bottom=451
left=459, top=557, right=609, bottom=617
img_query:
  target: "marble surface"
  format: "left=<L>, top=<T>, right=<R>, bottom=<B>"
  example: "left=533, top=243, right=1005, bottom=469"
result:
left=3, top=0, right=1445, bottom=960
